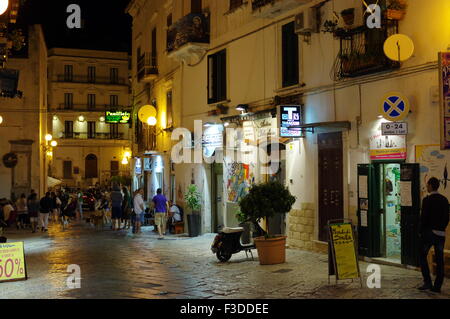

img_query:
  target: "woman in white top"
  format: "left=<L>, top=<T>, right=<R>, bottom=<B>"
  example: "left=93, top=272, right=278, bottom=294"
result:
left=133, top=188, right=145, bottom=234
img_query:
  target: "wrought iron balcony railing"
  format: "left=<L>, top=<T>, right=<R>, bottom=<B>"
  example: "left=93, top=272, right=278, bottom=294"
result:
left=56, top=75, right=128, bottom=85
left=137, top=52, right=158, bottom=82
left=332, top=22, right=400, bottom=81
left=167, top=13, right=210, bottom=53
left=60, top=132, right=126, bottom=140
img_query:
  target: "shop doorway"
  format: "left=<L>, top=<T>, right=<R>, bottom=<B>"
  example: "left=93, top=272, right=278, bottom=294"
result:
left=357, top=163, right=420, bottom=266
left=318, top=132, right=344, bottom=242
left=212, top=163, right=223, bottom=232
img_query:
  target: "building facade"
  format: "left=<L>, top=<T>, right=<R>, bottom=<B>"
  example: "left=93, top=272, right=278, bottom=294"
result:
left=47, top=48, right=132, bottom=189
left=128, top=0, right=450, bottom=266
left=0, top=24, right=48, bottom=200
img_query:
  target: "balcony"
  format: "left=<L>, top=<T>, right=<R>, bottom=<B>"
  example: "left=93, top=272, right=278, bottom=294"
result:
left=166, top=13, right=210, bottom=63
left=55, top=75, right=128, bottom=86
left=137, top=53, right=158, bottom=82
left=332, top=22, right=400, bottom=80
left=252, top=0, right=313, bottom=19
left=60, top=132, right=126, bottom=140
left=53, top=104, right=130, bottom=112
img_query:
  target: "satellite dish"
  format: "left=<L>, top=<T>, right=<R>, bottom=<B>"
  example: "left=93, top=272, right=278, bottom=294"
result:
left=138, top=105, right=157, bottom=123
left=384, top=34, right=414, bottom=62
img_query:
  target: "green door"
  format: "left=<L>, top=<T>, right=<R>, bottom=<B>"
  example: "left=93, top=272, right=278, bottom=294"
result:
left=357, top=164, right=382, bottom=257
left=400, top=164, right=421, bottom=267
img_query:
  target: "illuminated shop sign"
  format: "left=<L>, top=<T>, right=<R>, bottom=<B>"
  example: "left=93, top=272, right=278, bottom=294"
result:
left=105, top=111, right=131, bottom=124
left=279, top=105, right=302, bottom=138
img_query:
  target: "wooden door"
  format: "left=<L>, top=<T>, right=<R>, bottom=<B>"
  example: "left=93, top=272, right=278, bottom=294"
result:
left=318, top=132, right=344, bottom=242
left=85, top=154, right=98, bottom=179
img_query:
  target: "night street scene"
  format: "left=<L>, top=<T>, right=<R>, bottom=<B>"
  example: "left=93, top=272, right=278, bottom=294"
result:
left=0, top=0, right=450, bottom=309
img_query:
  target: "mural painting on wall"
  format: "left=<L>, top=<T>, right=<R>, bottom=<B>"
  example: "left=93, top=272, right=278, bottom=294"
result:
left=226, top=162, right=255, bottom=203
left=415, top=145, right=450, bottom=199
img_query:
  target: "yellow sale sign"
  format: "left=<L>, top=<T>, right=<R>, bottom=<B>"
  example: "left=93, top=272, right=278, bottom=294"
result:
left=0, top=242, right=27, bottom=282
left=330, top=224, right=359, bottom=280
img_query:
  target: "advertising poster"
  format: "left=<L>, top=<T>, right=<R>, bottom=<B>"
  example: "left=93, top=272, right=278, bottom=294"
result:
left=329, top=223, right=359, bottom=280
left=440, top=52, right=450, bottom=149
left=0, top=242, right=27, bottom=283
left=369, top=133, right=407, bottom=160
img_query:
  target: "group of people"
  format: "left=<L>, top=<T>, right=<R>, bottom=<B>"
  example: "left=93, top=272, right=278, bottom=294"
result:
left=0, top=190, right=71, bottom=233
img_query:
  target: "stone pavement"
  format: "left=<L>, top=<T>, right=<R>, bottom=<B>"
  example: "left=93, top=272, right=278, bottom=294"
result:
left=0, top=221, right=448, bottom=299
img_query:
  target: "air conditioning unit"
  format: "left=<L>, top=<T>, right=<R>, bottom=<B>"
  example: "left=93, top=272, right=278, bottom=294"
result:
left=295, top=7, right=318, bottom=35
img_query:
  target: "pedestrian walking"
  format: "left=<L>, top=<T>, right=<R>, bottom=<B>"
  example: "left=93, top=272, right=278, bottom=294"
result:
left=15, top=193, right=28, bottom=229
left=50, top=192, right=61, bottom=224
left=418, top=177, right=450, bottom=294
left=152, top=188, right=169, bottom=239
left=121, top=186, right=132, bottom=230
left=39, top=192, right=53, bottom=232
left=76, top=188, right=84, bottom=221
left=133, top=188, right=145, bottom=234
left=27, top=193, right=40, bottom=233
left=110, top=184, right=123, bottom=231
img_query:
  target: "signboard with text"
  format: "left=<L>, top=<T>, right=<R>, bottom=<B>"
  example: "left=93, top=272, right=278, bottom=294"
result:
left=439, top=52, right=450, bottom=149
left=0, top=242, right=27, bottom=283
left=328, top=223, right=360, bottom=281
left=105, top=111, right=131, bottom=124
left=381, top=122, right=408, bottom=135
left=369, top=133, right=407, bottom=161
left=279, top=105, right=303, bottom=138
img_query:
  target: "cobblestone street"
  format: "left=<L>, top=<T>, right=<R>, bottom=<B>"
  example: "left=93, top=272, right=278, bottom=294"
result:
left=0, top=222, right=449, bottom=299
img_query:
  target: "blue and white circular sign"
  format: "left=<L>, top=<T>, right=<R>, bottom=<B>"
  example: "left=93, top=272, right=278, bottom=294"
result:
left=380, top=92, right=410, bottom=122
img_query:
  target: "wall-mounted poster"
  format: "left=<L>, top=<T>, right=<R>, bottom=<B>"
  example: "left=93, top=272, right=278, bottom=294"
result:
left=439, top=52, right=450, bottom=149
left=369, top=133, right=407, bottom=160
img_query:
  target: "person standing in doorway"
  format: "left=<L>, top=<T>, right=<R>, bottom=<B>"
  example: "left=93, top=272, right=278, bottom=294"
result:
left=39, top=192, right=53, bottom=232
left=418, top=177, right=450, bottom=294
left=133, top=188, right=145, bottom=234
left=15, top=194, right=28, bottom=230
left=152, top=188, right=169, bottom=239
left=110, top=184, right=123, bottom=231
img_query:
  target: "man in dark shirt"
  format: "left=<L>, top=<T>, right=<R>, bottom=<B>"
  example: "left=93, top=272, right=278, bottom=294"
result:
left=418, top=177, right=449, bottom=293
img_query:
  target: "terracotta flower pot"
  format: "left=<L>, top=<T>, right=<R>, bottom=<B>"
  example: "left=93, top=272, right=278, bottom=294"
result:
left=254, top=236, right=287, bottom=265
left=387, top=9, right=405, bottom=20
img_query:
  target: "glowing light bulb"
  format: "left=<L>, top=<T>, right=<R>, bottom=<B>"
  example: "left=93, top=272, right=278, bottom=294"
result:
left=45, top=134, right=53, bottom=141
left=121, top=157, right=129, bottom=165
left=147, top=116, right=157, bottom=126
left=0, top=0, right=9, bottom=16
left=124, top=151, right=131, bottom=158
left=50, top=141, right=58, bottom=147
left=0, top=115, right=3, bottom=124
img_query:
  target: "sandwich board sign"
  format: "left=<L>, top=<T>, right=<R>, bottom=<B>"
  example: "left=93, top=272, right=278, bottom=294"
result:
left=0, top=242, right=27, bottom=283
left=328, top=220, right=361, bottom=286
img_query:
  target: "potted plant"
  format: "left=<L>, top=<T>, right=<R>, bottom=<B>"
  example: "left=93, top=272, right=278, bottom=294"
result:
left=184, top=184, right=202, bottom=237
left=386, top=0, right=407, bottom=20
left=239, top=181, right=296, bottom=265
left=341, top=8, right=355, bottom=27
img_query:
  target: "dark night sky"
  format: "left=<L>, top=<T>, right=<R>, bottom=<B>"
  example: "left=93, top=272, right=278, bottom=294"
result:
left=18, top=0, right=132, bottom=52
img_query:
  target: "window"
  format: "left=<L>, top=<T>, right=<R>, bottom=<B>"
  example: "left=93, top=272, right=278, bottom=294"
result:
left=167, top=90, right=173, bottom=129
left=167, top=14, right=172, bottom=28
left=151, top=28, right=157, bottom=67
left=87, top=94, right=96, bottom=109
left=64, top=93, right=73, bottom=109
left=229, top=0, right=243, bottom=10
left=208, top=49, right=227, bottom=104
left=88, top=121, right=96, bottom=139
left=110, top=95, right=119, bottom=107
left=282, top=22, right=299, bottom=88
left=191, top=0, right=202, bottom=13
left=110, top=68, right=119, bottom=84
left=65, top=121, right=74, bottom=139
left=110, top=123, right=119, bottom=139
left=64, top=65, right=73, bottom=81
left=88, top=66, right=96, bottom=83
left=111, top=161, right=119, bottom=177
left=63, top=161, right=73, bottom=179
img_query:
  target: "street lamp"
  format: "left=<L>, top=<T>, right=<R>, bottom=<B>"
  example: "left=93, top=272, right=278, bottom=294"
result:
left=147, top=116, right=157, bottom=126
left=0, top=115, right=3, bottom=124
left=0, top=0, right=9, bottom=16
left=121, top=157, right=129, bottom=165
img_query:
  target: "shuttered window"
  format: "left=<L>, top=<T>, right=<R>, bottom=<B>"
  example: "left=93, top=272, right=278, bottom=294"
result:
left=282, top=22, right=299, bottom=88
left=208, top=49, right=227, bottom=104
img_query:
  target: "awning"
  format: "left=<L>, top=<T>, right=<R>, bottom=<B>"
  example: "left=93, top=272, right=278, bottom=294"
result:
left=47, top=176, right=62, bottom=188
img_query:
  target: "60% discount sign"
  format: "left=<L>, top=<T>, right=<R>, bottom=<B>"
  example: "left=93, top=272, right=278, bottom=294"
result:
left=0, top=242, right=27, bottom=282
